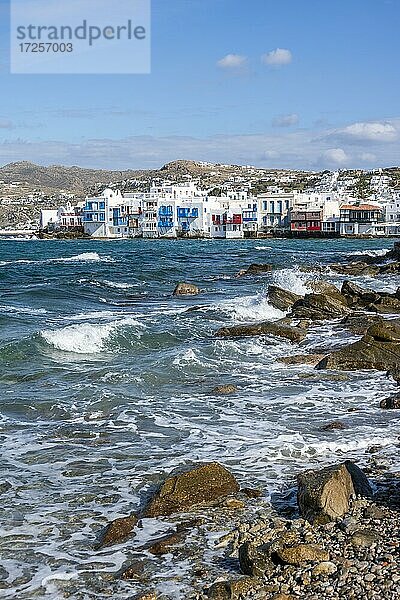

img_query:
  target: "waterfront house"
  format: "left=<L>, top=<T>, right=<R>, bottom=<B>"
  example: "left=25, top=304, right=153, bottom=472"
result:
left=339, top=203, right=383, bottom=236
left=257, top=192, right=293, bottom=232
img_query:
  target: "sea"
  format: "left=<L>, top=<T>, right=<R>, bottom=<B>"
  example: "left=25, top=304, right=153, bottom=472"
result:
left=0, top=237, right=399, bottom=599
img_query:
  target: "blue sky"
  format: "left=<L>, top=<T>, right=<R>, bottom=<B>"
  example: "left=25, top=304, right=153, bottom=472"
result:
left=0, top=0, right=399, bottom=170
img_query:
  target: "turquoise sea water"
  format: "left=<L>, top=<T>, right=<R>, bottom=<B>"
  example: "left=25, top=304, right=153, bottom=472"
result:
left=0, top=238, right=399, bottom=598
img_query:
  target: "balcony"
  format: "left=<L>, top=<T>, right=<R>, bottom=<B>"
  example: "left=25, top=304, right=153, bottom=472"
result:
left=158, top=220, right=174, bottom=229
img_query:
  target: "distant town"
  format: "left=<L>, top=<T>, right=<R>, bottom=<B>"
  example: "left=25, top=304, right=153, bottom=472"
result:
left=1, top=160, right=400, bottom=238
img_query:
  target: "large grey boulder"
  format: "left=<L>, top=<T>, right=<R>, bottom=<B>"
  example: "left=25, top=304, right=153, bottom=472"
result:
left=317, top=320, right=400, bottom=371
left=143, top=462, right=239, bottom=517
left=215, top=320, right=306, bottom=342
left=268, top=285, right=302, bottom=311
left=290, top=293, right=349, bottom=321
left=297, top=461, right=372, bottom=523
left=173, top=282, right=200, bottom=296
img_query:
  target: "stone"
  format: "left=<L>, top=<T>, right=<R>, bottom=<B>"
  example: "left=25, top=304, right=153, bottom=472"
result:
left=380, top=393, right=400, bottom=409
left=279, top=353, right=326, bottom=366
left=341, top=314, right=384, bottom=335
left=340, top=280, right=381, bottom=308
left=133, top=594, right=157, bottom=600
left=206, top=581, right=231, bottom=599
left=321, top=421, right=346, bottom=431
left=268, top=285, right=302, bottom=311
left=241, top=487, right=263, bottom=498
left=237, top=263, right=273, bottom=276
left=143, top=462, right=240, bottom=517
left=173, top=282, right=199, bottom=296
left=96, top=514, right=138, bottom=548
left=215, top=320, right=306, bottom=343
left=272, top=595, right=295, bottom=600
left=223, top=498, right=245, bottom=510
left=317, top=321, right=400, bottom=371
left=147, top=530, right=186, bottom=556
left=290, top=293, right=349, bottom=321
left=297, top=462, right=372, bottom=523
left=119, top=559, right=145, bottom=580
left=277, top=543, right=329, bottom=565
left=312, top=561, right=337, bottom=576
left=307, top=281, right=340, bottom=296
left=350, top=529, right=380, bottom=548
left=370, top=296, right=400, bottom=313
left=212, top=384, right=237, bottom=395
left=238, top=542, right=274, bottom=577
left=330, top=262, right=380, bottom=277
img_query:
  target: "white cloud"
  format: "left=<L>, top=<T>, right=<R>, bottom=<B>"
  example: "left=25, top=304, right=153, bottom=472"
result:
left=262, top=48, right=292, bottom=66
left=217, top=54, right=247, bottom=69
left=272, top=113, right=299, bottom=127
left=323, top=148, right=348, bottom=165
left=1, top=120, right=400, bottom=171
left=337, top=121, right=397, bottom=142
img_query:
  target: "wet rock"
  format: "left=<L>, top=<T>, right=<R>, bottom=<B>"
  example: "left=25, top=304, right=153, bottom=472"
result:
left=268, top=285, right=302, bottom=311
left=133, top=593, right=157, bottom=600
left=350, top=529, right=380, bottom=548
left=279, top=353, right=326, bottom=366
left=290, top=293, right=349, bottom=321
left=379, top=393, right=400, bottom=409
left=340, top=280, right=380, bottom=308
left=119, top=559, right=146, bottom=580
left=307, top=281, right=340, bottom=296
left=207, top=577, right=262, bottom=599
left=330, top=261, right=380, bottom=276
left=223, top=498, right=245, bottom=510
left=340, top=313, right=384, bottom=335
left=237, top=263, right=273, bottom=276
left=238, top=541, right=274, bottom=577
left=277, top=543, right=329, bottom=565
left=387, top=366, right=400, bottom=383
left=212, top=384, right=237, bottom=395
left=143, top=462, right=240, bottom=517
left=96, top=514, right=138, bottom=548
left=272, top=595, right=295, bottom=600
left=370, top=296, right=400, bottom=313
left=215, top=320, right=306, bottom=343
left=147, top=530, right=186, bottom=556
left=241, top=487, right=263, bottom=498
left=312, top=561, right=337, bottom=576
left=206, top=581, right=231, bottom=599
left=321, top=421, right=346, bottom=431
left=173, top=282, right=199, bottom=296
left=0, top=481, right=12, bottom=494
left=317, top=321, right=400, bottom=371
left=297, top=462, right=371, bottom=523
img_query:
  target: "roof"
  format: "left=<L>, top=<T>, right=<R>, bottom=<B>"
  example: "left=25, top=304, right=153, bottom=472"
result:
left=340, top=204, right=382, bottom=211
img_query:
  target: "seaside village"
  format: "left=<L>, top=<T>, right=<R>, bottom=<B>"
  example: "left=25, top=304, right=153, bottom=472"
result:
left=39, top=170, right=400, bottom=239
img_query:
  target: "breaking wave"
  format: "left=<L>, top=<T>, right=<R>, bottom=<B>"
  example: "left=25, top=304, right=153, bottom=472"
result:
left=40, top=317, right=143, bottom=354
left=218, top=291, right=285, bottom=322
left=272, top=266, right=311, bottom=296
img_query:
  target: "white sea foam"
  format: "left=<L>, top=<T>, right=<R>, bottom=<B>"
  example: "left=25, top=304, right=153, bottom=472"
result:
left=0, top=305, right=46, bottom=315
left=351, top=248, right=387, bottom=257
left=0, top=252, right=114, bottom=267
left=54, top=252, right=114, bottom=263
left=272, top=266, right=311, bottom=295
left=40, top=317, right=142, bottom=354
left=255, top=245, right=272, bottom=250
left=218, top=292, right=285, bottom=322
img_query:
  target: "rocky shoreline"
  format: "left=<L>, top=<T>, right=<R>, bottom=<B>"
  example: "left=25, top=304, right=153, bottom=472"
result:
left=94, top=243, right=400, bottom=600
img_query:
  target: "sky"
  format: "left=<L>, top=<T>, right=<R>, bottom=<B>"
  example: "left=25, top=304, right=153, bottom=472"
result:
left=0, top=0, right=399, bottom=171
